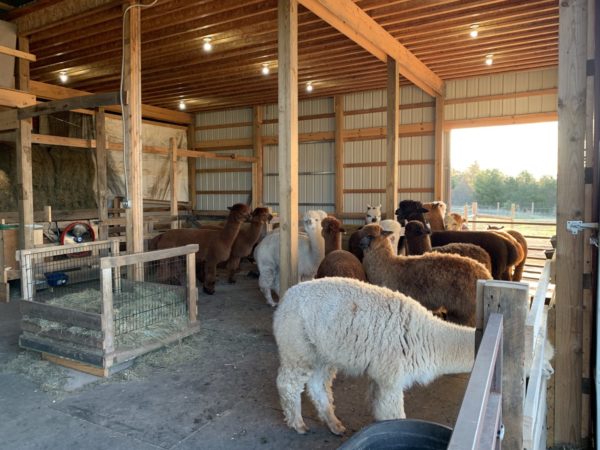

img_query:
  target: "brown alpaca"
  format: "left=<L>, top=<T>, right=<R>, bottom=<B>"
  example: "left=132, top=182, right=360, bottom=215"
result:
left=316, top=217, right=367, bottom=281
left=224, top=207, right=272, bottom=283
left=404, top=220, right=492, bottom=273
left=348, top=223, right=382, bottom=262
left=423, top=201, right=446, bottom=231
left=360, top=226, right=492, bottom=326
left=149, top=203, right=251, bottom=294
left=487, top=226, right=528, bottom=282
left=430, top=230, right=520, bottom=281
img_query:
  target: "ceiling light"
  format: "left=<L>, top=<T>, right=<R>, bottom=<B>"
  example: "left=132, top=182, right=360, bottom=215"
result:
left=485, top=54, right=494, bottom=66
left=59, top=71, right=68, bottom=83
left=469, top=25, right=479, bottom=38
left=306, top=82, right=313, bottom=93
left=178, top=100, right=186, bottom=110
left=261, top=63, right=270, bottom=76
left=202, top=37, right=213, bottom=52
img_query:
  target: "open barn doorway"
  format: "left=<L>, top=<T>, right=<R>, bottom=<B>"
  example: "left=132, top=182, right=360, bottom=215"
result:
left=448, top=121, right=558, bottom=287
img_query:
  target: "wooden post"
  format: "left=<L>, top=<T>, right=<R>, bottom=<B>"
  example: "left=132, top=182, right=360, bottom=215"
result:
left=123, top=2, right=144, bottom=262
left=277, top=0, right=299, bottom=295
left=100, top=267, right=115, bottom=364
left=186, top=252, right=197, bottom=322
left=334, top=95, right=344, bottom=216
left=95, top=108, right=108, bottom=240
left=16, top=36, right=33, bottom=250
left=187, top=124, right=196, bottom=211
left=555, top=0, right=587, bottom=445
left=110, top=239, right=121, bottom=294
left=386, top=58, right=399, bottom=219
left=471, top=202, right=478, bottom=231
left=252, top=105, right=264, bottom=209
left=480, top=280, right=529, bottom=450
left=169, top=137, right=178, bottom=229
left=464, top=204, right=469, bottom=225
left=434, top=95, right=445, bottom=201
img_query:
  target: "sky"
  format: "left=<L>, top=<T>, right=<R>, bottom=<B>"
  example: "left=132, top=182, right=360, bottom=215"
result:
left=450, top=121, right=558, bottom=179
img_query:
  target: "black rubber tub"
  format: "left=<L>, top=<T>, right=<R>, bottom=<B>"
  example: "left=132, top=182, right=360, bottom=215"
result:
left=338, top=419, right=452, bottom=450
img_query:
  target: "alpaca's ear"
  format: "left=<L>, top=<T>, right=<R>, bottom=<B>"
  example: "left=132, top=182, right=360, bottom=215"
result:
left=227, top=206, right=233, bottom=211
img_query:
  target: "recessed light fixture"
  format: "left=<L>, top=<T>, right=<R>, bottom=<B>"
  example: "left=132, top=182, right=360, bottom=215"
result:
left=202, top=37, right=213, bottom=52
left=261, top=63, right=270, bottom=76
left=59, top=71, right=68, bottom=83
left=178, top=100, right=186, bottom=110
left=469, top=25, right=479, bottom=38
left=306, top=82, right=313, bottom=93
left=485, top=54, right=494, bottom=66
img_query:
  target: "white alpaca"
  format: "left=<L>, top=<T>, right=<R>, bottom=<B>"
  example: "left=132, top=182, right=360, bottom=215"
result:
left=380, top=219, right=403, bottom=254
left=274, top=277, right=475, bottom=435
left=365, top=204, right=382, bottom=224
left=254, top=211, right=325, bottom=307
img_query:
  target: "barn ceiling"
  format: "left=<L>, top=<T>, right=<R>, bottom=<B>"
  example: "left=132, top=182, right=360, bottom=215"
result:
left=6, top=0, right=559, bottom=112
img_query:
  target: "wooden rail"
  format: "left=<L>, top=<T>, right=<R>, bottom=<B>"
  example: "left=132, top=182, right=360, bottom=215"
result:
left=449, top=313, right=503, bottom=450
left=100, top=243, right=198, bottom=269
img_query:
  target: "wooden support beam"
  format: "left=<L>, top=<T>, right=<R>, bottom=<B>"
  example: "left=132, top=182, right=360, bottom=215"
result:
left=252, top=105, right=264, bottom=209
left=123, top=2, right=144, bottom=261
left=434, top=96, right=445, bottom=201
left=187, top=124, right=197, bottom=210
left=386, top=58, right=399, bottom=220
left=0, top=88, right=36, bottom=108
left=297, top=0, right=444, bottom=96
left=0, top=43, right=36, bottom=62
left=95, top=108, right=108, bottom=240
left=31, top=134, right=96, bottom=148
left=554, top=0, right=587, bottom=445
left=278, top=0, right=299, bottom=295
left=29, top=80, right=192, bottom=125
left=334, top=95, right=344, bottom=216
left=16, top=36, right=34, bottom=250
left=169, top=137, right=178, bottom=229
left=18, top=91, right=119, bottom=120
left=444, top=112, right=558, bottom=130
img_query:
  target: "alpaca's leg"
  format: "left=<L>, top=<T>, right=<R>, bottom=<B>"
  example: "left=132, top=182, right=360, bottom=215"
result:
left=226, top=256, right=241, bottom=284
left=277, top=365, right=311, bottom=434
left=369, top=378, right=405, bottom=420
left=203, top=262, right=217, bottom=295
left=306, top=366, right=345, bottom=435
left=258, top=269, right=277, bottom=307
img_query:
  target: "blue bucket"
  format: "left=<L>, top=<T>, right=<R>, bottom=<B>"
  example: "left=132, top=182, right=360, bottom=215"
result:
left=44, top=272, right=69, bottom=287
left=338, top=419, right=452, bottom=450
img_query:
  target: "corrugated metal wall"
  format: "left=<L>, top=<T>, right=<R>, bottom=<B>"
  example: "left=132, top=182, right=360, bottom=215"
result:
left=193, top=67, right=557, bottom=220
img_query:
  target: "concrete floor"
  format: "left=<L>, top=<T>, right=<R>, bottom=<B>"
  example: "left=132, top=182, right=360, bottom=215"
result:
left=0, top=264, right=468, bottom=450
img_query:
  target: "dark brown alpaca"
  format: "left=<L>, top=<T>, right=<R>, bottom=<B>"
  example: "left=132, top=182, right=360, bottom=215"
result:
left=224, top=207, right=272, bottom=283
left=149, top=203, right=251, bottom=294
left=317, top=217, right=367, bottom=281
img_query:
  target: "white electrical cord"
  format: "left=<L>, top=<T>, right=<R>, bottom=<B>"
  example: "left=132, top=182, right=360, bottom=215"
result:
left=120, top=0, right=158, bottom=208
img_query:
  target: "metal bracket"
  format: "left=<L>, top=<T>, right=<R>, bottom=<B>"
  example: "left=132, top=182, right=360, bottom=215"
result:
left=566, top=221, right=598, bottom=235
left=498, top=424, right=505, bottom=441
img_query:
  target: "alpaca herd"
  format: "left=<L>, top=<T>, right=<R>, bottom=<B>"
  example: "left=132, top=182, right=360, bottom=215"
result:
left=149, top=198, right=535, bottom=435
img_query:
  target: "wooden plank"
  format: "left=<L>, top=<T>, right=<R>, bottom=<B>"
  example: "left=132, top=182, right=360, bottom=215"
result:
left=278, top=0, right=299, bottom=295
left=21, top=320, right=103, bottom=349
left=0, top=43, right=36, bottom=62
left=187, top=124, right=197, bottom=210
left=343, top=188, right=434, bottom=194
left=100, top=244, right=199, bottom=269
left=17, top=37, right=29, bottom=93
left=186, top=252, right=197, bottom=323
left=334, top=95, right=344, bottom=216
left=483, top=281, right=529, bottom=450
left=434, top=95, right=445, bottom=201
left=169, top=137, right=178, bottom=229
left=20, top=299, right=102, bottom=329
left=444, top=88, right=558, bottom=105
left=16, top=119, right=34, bottom=250
left=0, top=109, right=18, bottom=131
left=100, top=267, right=114, bottom=362
left=386, top=58, right=399, bottom=220
left=554, top=0, right=587, bottom=445
left=19, top=334, right=104, bottom=367
left=42, top=353, right=108, bottom=377
left=123, top=2, right=144, bottom=265
left=195, top=138, right=253, bottom=150
left=297, top=0, right=444, bottom=96
left=252, top=105, right=264, bottom=208
left=0, top=88, right=36, bottom=108
left=96, top=108, right=108, bottom=240
left=18, top=91, right=120, bottom=120
left=29, top=80, right=192, bottom=125
left=31, top=133, right=96, bottom=148
left=444, top=112, right=558, bottom=130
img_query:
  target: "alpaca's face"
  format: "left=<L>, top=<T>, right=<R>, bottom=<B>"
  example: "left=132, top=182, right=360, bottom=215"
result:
left=365, top=204, right=382, bottom=224
left=228, top=204, right=252, bottom=222
left=303, top=216, right=321, bottom=234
